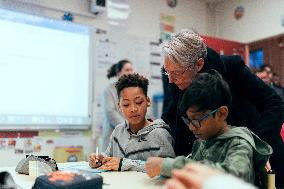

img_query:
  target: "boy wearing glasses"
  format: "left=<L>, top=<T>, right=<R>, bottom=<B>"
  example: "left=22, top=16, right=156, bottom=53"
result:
left=146, top=70, right=272, bottom=184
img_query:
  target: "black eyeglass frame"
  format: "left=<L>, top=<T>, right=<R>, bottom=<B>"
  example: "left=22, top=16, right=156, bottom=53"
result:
left=181, top=108, right=220, bottom=128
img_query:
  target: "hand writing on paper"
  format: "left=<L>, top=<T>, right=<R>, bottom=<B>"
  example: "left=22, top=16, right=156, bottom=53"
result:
left=89, top=153, right=104, bottom=168
left=99, top=157, right=121, bottom=171
left=145, top=157, right=164, bottom=178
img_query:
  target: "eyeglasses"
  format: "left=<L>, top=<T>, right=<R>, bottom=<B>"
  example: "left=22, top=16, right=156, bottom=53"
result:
left=161, top=66, right=191, bottom=78
left=181, top=108, right=220, bottom=128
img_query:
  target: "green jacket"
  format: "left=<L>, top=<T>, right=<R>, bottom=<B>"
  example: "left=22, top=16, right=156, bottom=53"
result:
left=161, top=126, right=273, bottom=184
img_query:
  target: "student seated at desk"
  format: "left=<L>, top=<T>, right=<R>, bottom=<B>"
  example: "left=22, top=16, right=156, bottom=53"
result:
left=89, top=73, right=175, bottom=172
left=145, top=70, right=272, bottom=184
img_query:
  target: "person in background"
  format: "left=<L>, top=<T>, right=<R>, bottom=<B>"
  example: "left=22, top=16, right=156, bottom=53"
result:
left=255, top=64, right=273, bottom=85
left=90, top=73, right=175, bottom=172
left=165, top=163, right=257, bottom=189
left=146, top=71, right=272, bottom=184
left=256, top=65, right=284, bottom=101
left=161, top=29, right=284, bottom=187
left=102, top=59, right=134, bottom=151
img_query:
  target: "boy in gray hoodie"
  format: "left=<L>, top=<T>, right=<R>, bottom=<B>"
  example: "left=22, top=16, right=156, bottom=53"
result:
left=89, top=73, right=175, bottom=172
left=145, top=70, right=272, bottom=184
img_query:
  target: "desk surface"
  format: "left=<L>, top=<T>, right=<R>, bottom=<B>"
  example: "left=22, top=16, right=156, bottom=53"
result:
left=0, top=162, right=165, bottom=189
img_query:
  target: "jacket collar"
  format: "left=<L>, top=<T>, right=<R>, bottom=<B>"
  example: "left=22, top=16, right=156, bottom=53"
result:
left=199, top=47, right=226, bottom=75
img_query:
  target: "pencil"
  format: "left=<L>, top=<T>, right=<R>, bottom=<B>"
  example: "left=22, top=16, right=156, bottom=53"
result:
left=95, top=146, right=100, bottom=164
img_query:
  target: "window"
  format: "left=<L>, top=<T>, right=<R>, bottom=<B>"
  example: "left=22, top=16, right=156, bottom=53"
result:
left=249, top=49, right=264, bottom=69
left=0, top=8, right=92, bottom=129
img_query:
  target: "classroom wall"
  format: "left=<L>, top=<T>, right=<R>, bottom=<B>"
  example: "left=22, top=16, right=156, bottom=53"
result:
left=0, top=0, right=213, bottom=166
left=3, top=1, right=284, bottom=50
left=2, top=0, right=281, bottom=166
left=212, top=0, right=284, bottom=43
left=0, top=0, right=213, bottom=38
left=126, top=0, right=212, bottom=38
left=202, top=35, right=246, bottom=60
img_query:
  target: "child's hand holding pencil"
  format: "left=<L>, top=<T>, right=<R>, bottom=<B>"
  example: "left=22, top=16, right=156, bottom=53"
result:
left=89, top=146, right=104, bottom=168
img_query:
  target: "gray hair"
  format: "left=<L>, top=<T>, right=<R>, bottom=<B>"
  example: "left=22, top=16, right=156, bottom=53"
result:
left=162, top=29, right=207, bottom=68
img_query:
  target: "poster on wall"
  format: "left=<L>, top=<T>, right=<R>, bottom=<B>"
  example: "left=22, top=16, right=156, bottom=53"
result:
left=149, top=41, right=164, bottom=119
left=160, top=13, right=175, bottom=41
left=95, top=38, right=117, bottom=70
left=92, top=32, right=156, bottom=149
left=92, top=35, right=118, bottom=143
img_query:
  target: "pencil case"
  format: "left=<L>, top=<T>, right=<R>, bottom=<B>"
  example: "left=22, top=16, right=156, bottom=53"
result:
left=32, top=170, right=103, bottom=189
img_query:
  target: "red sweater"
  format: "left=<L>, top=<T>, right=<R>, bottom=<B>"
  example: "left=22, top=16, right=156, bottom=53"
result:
left=281, top=123, right=284, bottom=142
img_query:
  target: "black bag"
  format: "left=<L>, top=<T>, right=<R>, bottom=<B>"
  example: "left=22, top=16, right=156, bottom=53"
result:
left=32, top=170, right=103, bottom=189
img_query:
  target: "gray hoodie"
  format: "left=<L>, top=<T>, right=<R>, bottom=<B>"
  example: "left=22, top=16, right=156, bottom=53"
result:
left=103, top=119, right=175, bottom=172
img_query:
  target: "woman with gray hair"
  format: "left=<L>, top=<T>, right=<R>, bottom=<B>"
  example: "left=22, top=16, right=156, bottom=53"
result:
left=161, top=29, right=284, bottom=188
left=163, top=29, right=207, bottom=71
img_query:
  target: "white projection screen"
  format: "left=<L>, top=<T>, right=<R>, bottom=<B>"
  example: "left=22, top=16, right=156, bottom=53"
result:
left=0, top=9, right=92, bottom=129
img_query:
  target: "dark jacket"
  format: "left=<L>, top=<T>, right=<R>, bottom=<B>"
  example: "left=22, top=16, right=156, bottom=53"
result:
left=270, top=84, right=284, bottom=102
left=161, top=48, right=284, bottom=187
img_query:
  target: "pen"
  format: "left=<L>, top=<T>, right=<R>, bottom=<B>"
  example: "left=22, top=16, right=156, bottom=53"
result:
left=95, top=146, right=99, bottom=164
left=186, top=153, right=191, bottom=159
left=96, top=146, right=99, bottom=154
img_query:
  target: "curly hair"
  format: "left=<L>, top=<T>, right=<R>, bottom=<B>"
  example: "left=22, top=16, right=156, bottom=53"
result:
left=162, top=29, right=207, bottom=68
left=179, top=69, right=232, bottom=113
left=115, top=73, right=149, bottom=98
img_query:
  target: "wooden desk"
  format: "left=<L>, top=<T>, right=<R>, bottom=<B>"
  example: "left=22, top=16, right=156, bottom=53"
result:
left=0, top=162, right=164, bottom=189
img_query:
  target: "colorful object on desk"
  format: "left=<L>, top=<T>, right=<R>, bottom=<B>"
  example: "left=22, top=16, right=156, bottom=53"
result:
left=32, top=170, right=103, bottom=189
left=7, top=138, right=16, bottom=147
left=24, top=138, right=33, bottom=153
left=0, top=138, right=6, bottom=149
left=34, top=143, right=42, bottom=152
left=53, top=146, right=83, bottom=163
